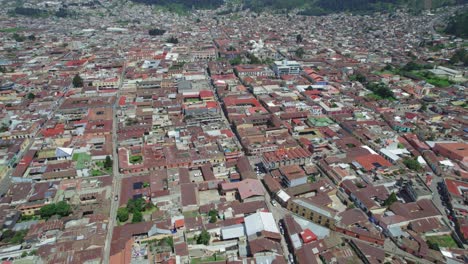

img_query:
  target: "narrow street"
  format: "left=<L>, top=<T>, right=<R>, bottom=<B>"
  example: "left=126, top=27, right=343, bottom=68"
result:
left=103, top=63, right=126, bottom=263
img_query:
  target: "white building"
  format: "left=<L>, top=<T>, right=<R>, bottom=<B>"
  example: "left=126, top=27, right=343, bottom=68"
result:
left=273, top=60, right=301, bottom=76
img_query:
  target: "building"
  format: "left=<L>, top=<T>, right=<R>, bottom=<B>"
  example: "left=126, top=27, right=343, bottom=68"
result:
left=287, top=198, right=340, bottom=229
left=273, top=60, right=301, bottom=76
left=279, top=165, right=308, bottom=187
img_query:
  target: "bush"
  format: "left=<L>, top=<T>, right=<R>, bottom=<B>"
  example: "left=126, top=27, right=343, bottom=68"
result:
left=149, top=29, right=166, bottom=36
left=39, top=201, right=71, bottom=219
left=403, top=158, right=423, bottom=172
left=196, top=229, right=211, bottom=245
left=117, top=207, right=129, bottom=222
left=132, top=210, right=143, bottom=223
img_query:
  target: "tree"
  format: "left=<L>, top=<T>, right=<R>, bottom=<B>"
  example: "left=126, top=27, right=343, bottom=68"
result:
left=104, top=155, right=112, bottom=169
left=126, top=197, right=146, bottom=213
left=72, top=74, right=83, bottom=88
left=39, top=203, right=57, bottom=219
left=148, top=28, right=166, bottom=36
left=296, top=34, right=303, bottom=44
left=246, top=53, right=261, bottom=64
left=196, top=229, right=211, bottom=245
left=295, top=47, right=305, bottom=58
left=427, top=240, right=440, bottom=251
left=419, top=102, right=427, bottom=112
left=229, top=56, right=242, bottom=66
left=55, top=201, right=71, bottom=217
left=27, top=35, right=36, bottom=41
left=117, top=207, right=129, bottom=222
left=383, top=192, right=398, bottom=206
left=403, top=158, right=423, bottom=172
left=132, top=210, right=143, bottom=223
left=208, top=209, right=218, bottom=223
left=27, top=92, right=35, bottom=100
left=166, top=36, right=179, bottom=44
left=12, top=33, right=26, bottom=42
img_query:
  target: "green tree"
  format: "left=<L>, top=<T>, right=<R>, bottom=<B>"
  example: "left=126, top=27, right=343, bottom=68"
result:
left=208, top=209, right=218, bottom=223
left=27, top=92, right=35, bottom=100
left=166, top=36, right=179, bottom=44
left=39, top=203, right=57, bottom=219
left=104, top=155, right=112, bottom=169
left=132, top=210, right=143, bottom=223
left=12, top=33, right=26, bottom=42
left=403, top=158, right=423, bottom=171
left=295, top=47, right=305, bottom=58
left=126, top=197, right=146, bottom=213
left=72, top=74, right=83, bottom=88
left=229, top=56, right=242, bottom=65
left=117, top=207, right=129, bottom=222
left=196, top=229, right=211, bottom=245
left=427, top=240, right=440, bottom=251
left=55, top=201, right=71, bottom=217
left=296, top=34, right=303, bottom=43
left=384, top=192, right=398, bottom=206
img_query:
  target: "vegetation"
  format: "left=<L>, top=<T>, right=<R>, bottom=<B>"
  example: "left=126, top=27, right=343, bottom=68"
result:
left=365, top=82, right=395, bottom=100
left=55, top=8, right=74, bottom=18
left=104, top=155, right=112, bottom=169
left=129, top=155, right=143, bottom=164
left=149, top=28, right=166, bottom=36
left=403, top=157, right=423, bottom=171
left=117, top=207, right=130, bottom=222
left=132, top=210, right=143, bottom=223
left=445, top=10, right=468, bottom=38
left=208, top=209, right=218, bottom=223
left=229, top=56, right=242, bottom=65
left=72, top=74, right=83, bottom=88
left=195, top=229, right=211, bottom=245
left=27, top=92, right=35, bottom=100
left=166, top=36, right=179, bottom=44
left=449, top=48, right=468, bottom=66
left=295, top=47, right=305, bottom=58
left=349, top=73, right=367, bottom=83
left=246, top=53, right=261, bottom=64
left=13, top=7, right=48, bottom=17
left=0, top=229, right=28, bottom=245
left=383, top=192, right=398, bottom=206
left=131, top=0, right=223, bottom=10
left=426, top=235, right=458, bottom=249
left=191, top=253, right=225, bottom=264
left=12, top=33, right=26, bottom=42
left=39, top=201, right=72, bottom=219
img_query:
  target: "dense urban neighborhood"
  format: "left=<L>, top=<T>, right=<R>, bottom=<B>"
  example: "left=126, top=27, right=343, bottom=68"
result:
left=0, top=0, right=467, bottom=264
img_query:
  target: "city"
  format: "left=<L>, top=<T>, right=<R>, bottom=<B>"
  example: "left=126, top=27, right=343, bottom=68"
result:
left=0, top=0, right=467, bottom=264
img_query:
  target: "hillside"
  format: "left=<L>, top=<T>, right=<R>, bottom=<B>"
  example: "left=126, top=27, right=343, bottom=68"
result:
left=445, top=10, right=468, bottom=38
left=130, top=0, right=464, bottom=15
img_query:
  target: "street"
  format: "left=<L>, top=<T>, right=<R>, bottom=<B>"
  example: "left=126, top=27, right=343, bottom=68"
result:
left=102, top=64, right=126, bottom=264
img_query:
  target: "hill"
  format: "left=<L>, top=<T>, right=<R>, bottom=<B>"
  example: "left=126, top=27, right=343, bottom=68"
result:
left=445, top=10, right=468, bottom=38
left=130, top=0, right=465, bottom=15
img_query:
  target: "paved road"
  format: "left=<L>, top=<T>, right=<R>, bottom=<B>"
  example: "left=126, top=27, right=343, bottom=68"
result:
left=102, top=64, right=126, bottom=263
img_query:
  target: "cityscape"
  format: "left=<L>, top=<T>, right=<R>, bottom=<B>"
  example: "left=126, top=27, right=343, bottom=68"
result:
left=0, top=0, right=467, bottom=264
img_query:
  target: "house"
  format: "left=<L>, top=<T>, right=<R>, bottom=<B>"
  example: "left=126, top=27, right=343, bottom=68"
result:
left=279, top=165, right=308, bottom=187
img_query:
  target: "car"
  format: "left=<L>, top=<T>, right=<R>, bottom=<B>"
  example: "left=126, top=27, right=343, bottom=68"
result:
left=288, top=254, right=295, bottom=264
left=271, top=200, right=277, bottom=207
left=114, top=195, right=118, bottom=201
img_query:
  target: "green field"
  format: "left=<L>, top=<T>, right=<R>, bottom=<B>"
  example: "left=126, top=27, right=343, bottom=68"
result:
left=72, top=153, right=91, bottom=170
left=0, top=27, right=24, bottom=33
left=191, top=254, right=225, bottom=264
left=129, top=155, right=143, bottom=164
left=426, top=235, right=458, bottom=248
